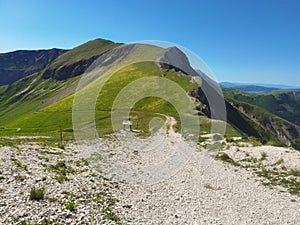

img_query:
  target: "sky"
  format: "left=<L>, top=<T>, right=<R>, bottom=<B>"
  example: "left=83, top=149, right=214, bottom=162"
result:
left=0, top=0, right=300, bottom=86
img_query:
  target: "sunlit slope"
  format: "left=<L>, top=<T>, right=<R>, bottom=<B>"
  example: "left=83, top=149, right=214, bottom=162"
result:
left=1, top=42, right=240, bottom=141
left=5, top=61, right=199, bottom=137
left=42, top=39, right=121, bottom=80
left=0, top=73, right=80, bottom=127
left=223, top=88, right=300, bottom=149
left=0, top=39, right=121, bottom=133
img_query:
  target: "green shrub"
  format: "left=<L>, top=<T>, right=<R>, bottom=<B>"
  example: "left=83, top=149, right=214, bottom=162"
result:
left=289, top=169, right=300, bottom=177
left=55, top=175, right=69, bottom=183
left=48, top=161, right=74, bottom=175
left=216, top=153, right=240, bottom=166
left=260, top=152, right=267, bottom=160
left=65, top=201, right=76, bottom=211
left=30, top=187, right=45, bottom=201
left=204, top=183, right=214, bottom=189
left=102, top=207, right=121, bottom=222
left=58, top=143, right=65, bottom=149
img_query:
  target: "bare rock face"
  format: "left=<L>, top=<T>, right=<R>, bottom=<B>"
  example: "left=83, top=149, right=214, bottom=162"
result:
left=159, top=46, right=199, bottom=77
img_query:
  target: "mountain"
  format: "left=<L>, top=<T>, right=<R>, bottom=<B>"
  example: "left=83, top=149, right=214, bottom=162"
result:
left=0, top=48, right=67, bottom=85
left=231, top=85, right=280, bottom=93
left=0, top=39, right=239, bottom=142
left=0, top=38, right=299, bottom=150
left=42, top=38, right=121, bottom=80
left=223, top=88, right=300, bottom=148
left=221, top=82, right=300, bottom=93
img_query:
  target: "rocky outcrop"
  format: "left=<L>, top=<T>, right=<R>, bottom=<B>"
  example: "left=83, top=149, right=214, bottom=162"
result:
left=159, top=47, right=199, bottom=76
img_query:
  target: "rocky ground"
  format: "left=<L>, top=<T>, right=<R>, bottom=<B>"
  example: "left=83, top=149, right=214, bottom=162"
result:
left=1, top=121, right=300, bottom=224
left=0, top=141, right=121, bottom=225
left=85, top=128, right=300, bottom=224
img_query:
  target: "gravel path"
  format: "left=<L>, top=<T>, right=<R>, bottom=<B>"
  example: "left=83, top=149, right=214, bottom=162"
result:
left=112, top=152, right=300, bottom=224
left=1, top=117, right=300, bottom=224
left=79, top=117, right=300, bottom=225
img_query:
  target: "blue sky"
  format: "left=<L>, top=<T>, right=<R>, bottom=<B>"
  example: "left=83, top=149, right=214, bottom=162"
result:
left=1, top=0, right=300, bottom=86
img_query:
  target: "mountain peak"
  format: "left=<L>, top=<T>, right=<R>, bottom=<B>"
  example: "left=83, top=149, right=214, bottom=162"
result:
left=160, top=46, right=198, bottom=76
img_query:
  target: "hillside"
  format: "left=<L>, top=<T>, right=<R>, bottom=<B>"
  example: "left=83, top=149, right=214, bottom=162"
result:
left=1, top=38, right=300, bottom=224
left=0, top=42, right=226, bottom=140
left=0, top=38, right=299, bottom=150
left=223, top=88, right=300, bottom=149
left=232, top=85, right=280, bottom=93
left=42, top=39, right=121, bottom=80
left=224, top=89, right=300, bottom=125
left=0, top=48, right=67, bottom=85
left=0, top=39, right=122, bottom=137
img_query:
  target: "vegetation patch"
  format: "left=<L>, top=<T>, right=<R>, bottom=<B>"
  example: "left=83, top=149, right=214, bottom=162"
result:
left=29, top=187, right=45, bottom=201
left=216, top=153, right=240, bottom=166
left=217, top=149, right=300, bottom=197
left=47, top=161, right=75, bottom=183
left=48, top=161, right=75, bottom=175
left=65, top=201, right=76, bottom=211
left=11, top=158, right=28, bottom=170
left=101, top=207, right=121, bottom=223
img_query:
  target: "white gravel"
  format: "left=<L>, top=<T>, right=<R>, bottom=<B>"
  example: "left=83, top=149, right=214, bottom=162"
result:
left=79, top=117, right=300, bottom=225
left=1, top=119, right=300, bottom=224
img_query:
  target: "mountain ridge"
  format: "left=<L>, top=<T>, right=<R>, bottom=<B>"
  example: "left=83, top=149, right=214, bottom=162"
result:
left=221, top=81, right=300, bottom=93
left=0, top=48, right=67, bottom=85
left=0, top=38, right=299, bottom=149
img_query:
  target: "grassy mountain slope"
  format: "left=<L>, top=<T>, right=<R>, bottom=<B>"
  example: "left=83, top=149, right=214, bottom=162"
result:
left=223, top=88, right=300, bottom=149
left=223, top=88, right=300, bottom=126
left=0, top=39, right=123, bottom=137
left=3, top=61, right=203, bottom=138
left=0, top=42, right=238, bottom=140
left=42, top=39, right=122, bottom=80
left=3, top=38, right=293, bottom=149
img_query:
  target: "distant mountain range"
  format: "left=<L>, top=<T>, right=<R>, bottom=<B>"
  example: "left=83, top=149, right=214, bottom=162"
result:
left=0, top=38, right=299, bottom=149
left=0, top=49, right=67, bottom=85
left=220, top=82, right=300, bottom=93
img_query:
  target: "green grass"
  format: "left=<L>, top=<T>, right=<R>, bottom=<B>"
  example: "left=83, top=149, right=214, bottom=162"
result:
left=217, top=148, right=300, bottom=197
left=256, top=168, right=300, bottom=196
left=0, top=73, right=80, bottom=139
left=216, top=152, right=240, bottom=166
left=46, top=39, right=121, bottom=69
left=48, top=161, right=75, bottom=176
left=29, top=187, right=45, bottom=201
left=11, top=158, right=28, bottom=170
left=4, top=61, right=201, bottom=138
left=54, top=175, right=70, bottom=183
left=260, top=151, right=268, bottom=160
left=65, top=201, right=76, bottom=211
left=0, top=45, right=244, bottom=142
left=101, top=207, right=121, bottom=223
